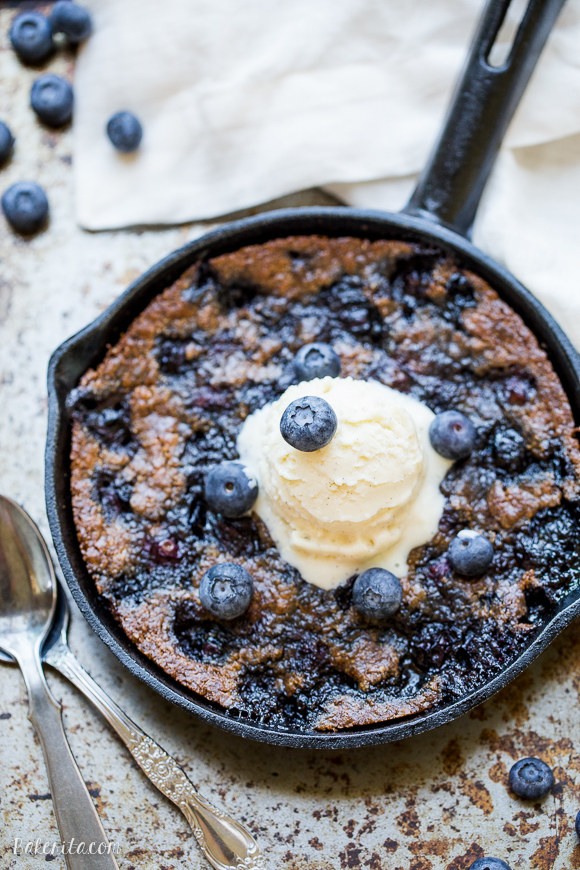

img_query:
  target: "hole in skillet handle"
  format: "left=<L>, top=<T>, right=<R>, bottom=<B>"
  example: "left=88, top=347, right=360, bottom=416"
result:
left=487, top=0, right=531, bottom=68
left=404, top=0, right=568, bottom=237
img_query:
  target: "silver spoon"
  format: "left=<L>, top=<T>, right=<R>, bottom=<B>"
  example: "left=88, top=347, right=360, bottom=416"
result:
left=0, top=496, right=119, bottom=870
left=0, top=496, right=263, bottom=870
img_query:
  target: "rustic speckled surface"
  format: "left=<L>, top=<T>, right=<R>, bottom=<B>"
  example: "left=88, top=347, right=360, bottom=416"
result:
left=1, top=5, right=580, bottom=869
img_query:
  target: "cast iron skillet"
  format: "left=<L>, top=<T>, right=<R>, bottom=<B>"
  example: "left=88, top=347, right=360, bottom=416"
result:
left=46, top=0, right=580, bottom=748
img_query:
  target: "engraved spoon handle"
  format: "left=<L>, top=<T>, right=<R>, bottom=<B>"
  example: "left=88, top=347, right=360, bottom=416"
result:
left=14, top=644, right=119, bottom=870
left=46, top=641, right=263, bottom=870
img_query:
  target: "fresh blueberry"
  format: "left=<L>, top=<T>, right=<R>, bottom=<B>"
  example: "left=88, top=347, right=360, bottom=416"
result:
left=9, top=12, right=54, bottom=65
left=293, top=342, right=341, bottom=381
left=576, top=809, right=580, bottom=839
left=280, top=396, right=337, bottom=452
left=352, top=568, right=403, bottom=620
left=199, top=563, right=254, bottom=620
left=509, top=757, right=554, bottom=800
left=448, top=530, right=493, bottom=577
left=50, top=1, right=92, bottom=43
left=204, top=461, right=258, bottom=518
left=30, top=74, right=73, bottom=127
left=468, top=860, right=512, bottom=870
left=106, top=111, right=143, bottom=153
left=2, top=181, right=49, bottom=235
left=0, top=122, right=14, bottom=166
left=429, top=410, right=476, bottom=460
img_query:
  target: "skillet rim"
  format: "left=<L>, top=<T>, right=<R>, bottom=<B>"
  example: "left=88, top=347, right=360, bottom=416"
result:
left=45, top=205, right=580, bottom=748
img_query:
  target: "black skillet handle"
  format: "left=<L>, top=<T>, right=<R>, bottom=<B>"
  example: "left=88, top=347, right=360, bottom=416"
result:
left=404, top=0, right=567, bottom=238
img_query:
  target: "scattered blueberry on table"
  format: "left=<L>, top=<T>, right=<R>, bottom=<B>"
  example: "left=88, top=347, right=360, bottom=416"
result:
left=106, top=111, right=143, bottom=153
left=352, top=567, right=402, bottom=620
left=280, top=395, right=337, bottom=452
left=199, top=563, right=254, bottom=620
left=204, top=461, right=258, bottom=518
left=576, top=809, right=580, bottom=838
left=30, top=74, right=73, bottom=127
left=293, top=342, right=341, bottom=381
left=0, top=121, right=14, bottom=166
left=448, top=529, right=493, bottom=577
left=468, top=859, right=512, bottom=870
left=50, top=1, right=92, bottom=43
left=1, top=181, right=49, bottom=235
left=429, top=409, right=476, bottom=460
left=509, top=757, right=554, bottom=800
left=9, top=12, right=53, bottom=65
left=4, top=5, right=91, bottom=236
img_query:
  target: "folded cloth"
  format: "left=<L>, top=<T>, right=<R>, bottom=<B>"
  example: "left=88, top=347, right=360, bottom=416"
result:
left=74, top=0, right=580, bottom=343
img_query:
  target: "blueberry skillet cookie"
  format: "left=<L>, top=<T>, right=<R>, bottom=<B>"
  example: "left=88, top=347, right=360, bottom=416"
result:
left=69, top=235, right=580, bottom=732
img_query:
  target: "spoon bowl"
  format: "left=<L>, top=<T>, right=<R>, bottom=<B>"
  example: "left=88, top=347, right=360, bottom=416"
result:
left=0, top=496, right=55, bottom=653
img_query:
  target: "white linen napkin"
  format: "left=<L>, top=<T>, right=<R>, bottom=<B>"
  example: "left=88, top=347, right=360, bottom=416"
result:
left=74, top=0, right=580, bottom=344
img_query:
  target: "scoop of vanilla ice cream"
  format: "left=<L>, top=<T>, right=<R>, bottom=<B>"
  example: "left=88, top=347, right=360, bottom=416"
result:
left=237, top=377, right=452, bottom=589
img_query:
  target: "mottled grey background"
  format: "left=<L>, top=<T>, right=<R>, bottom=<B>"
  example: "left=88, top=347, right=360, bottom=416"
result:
left=1, top=5, right=580, bottom=869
